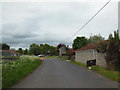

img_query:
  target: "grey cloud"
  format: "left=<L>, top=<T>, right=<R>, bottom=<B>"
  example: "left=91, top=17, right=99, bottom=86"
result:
left=1, top=2, right=118, bottom=49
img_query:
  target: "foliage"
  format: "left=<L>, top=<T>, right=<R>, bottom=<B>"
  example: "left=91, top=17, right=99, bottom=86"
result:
left=105, top=40, right=119, bottom=70
left=46, top=56, right=68, bottom=60
left=72, top=36, right=88, bottom=50
left=105, top=30, right=120, bottom=71
left=40, top=44, right=58, bottom=56
left=29, top=43, right=41, bottom=55
left=96, top=41, right=108, bottom=53
left=16, top=48, right=23, bottom=55
left=70, top=61, right=86, bottom=67
left=23, top=49, right=28, bottom=55
left=114, top=30, right=120, bottom=45
left=2, top=55, right=42, bottom=88
left=108, top=34, right=114, bottom=40
left=29, top=43, right=58, bottom=56
left=0, top=44, right=10, bottom=50
left=88, top=34, right=104, bottom=44
left=92, top=66, right=120, bottom=82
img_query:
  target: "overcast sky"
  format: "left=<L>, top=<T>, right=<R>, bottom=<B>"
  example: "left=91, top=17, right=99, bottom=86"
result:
left=1, top=0, right=119, bottom=49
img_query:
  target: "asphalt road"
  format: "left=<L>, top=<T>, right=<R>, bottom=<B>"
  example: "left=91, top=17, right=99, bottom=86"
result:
left=12, top=58, right=118, bottom=88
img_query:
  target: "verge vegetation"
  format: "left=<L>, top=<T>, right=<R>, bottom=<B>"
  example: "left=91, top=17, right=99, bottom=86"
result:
left=2, top=55, right=42, bottom=88
left=45, top=56, right=67, bottom=60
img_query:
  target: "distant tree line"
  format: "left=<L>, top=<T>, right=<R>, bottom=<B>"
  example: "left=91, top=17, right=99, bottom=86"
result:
left=16, top=44, right=58, bottom=56
left=29, top=43, right=58, bottom=56
left=0, top=43, right=58, bottom=56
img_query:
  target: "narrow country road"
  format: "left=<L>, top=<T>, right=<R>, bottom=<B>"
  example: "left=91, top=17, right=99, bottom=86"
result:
left=12, top=58, right=118, bottom=88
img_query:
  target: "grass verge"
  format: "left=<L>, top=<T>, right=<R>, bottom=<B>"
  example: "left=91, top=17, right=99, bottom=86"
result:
left=2, top=55, right=42, bottom=88
left=91, top=66, right=120, bottom=82
left=70, top=61, right=120, bottom=83
left=45, top=56, right=68, bottom=60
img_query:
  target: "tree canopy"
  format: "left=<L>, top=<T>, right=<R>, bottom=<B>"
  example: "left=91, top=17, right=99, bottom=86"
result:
left=0, top=44, right=10, bottom=50
left=17, top=48, right=23, bottom=54
left=88, top=34, right=104, bottom=44
left=72, top=36, right=88, bottom=50
left=23, top=49, right=28, bottom=55
left=29, top=43, right=41, bottom=55
left=29, top=43, right=58, bottom=56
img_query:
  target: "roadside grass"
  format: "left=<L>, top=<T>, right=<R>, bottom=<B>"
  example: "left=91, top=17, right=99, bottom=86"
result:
left=69, top=61, right=86, bottom=67
left=70, top=61, right=120, bottom=83
left=45, top=56, right=68, bottom=60
left=2, top=55, right=42, bottom=88
left=91, top=66, right=120, bottom=82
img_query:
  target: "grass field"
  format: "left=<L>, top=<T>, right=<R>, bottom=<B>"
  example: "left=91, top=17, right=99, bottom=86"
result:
left=2, top=55, right=42, bottom=88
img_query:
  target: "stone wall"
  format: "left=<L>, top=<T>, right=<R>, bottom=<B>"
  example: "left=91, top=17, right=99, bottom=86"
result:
left=75, top=49, right=106, bottom=67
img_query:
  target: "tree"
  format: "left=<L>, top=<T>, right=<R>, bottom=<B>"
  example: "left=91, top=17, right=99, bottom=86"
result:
left=88, top=34, right=104, bottom=44
left=17, top=48, right=23, bottom=55
left=0, top=44, right=10, bottom=50
left=96, top=41, right=108, bottom=53
left=105, top=40, right=119, bottom=70
left=23, top=49, right=28, bottom=55
left=51, top=46, right=58, bottom=56
left=114, top=30, right=120, bottom=46
left=109, top=30, right=120, bottom=45
left=40, top=44, right=58, bottom=56
left=72, top=36, right=88, bottom=50
left=105, top=30, right=120, bottom=70
left=108, top=33, right=114, bottom=40
left=29, top=43, right=41, bottom=55
left=29, top=43, right=58, bottom=56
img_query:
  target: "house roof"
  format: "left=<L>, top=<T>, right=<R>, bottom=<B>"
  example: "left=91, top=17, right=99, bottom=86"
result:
left=76, top=40, right=109, bottom=51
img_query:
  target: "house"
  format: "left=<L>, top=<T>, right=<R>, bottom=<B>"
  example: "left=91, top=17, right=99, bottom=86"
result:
left=75, top=42, right=107, bottom=67
left=58, top=45, right=67, bottom=57
left=58, top=45, right=75, bottom=61
left=0, top=50, right=20, bottom=56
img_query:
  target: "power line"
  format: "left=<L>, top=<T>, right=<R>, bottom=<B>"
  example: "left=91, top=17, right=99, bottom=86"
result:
left=68, top=0, right=111, bottom=39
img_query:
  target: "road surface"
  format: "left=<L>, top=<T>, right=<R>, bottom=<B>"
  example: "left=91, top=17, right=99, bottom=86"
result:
left=12, top=58, right=118, bottom=88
